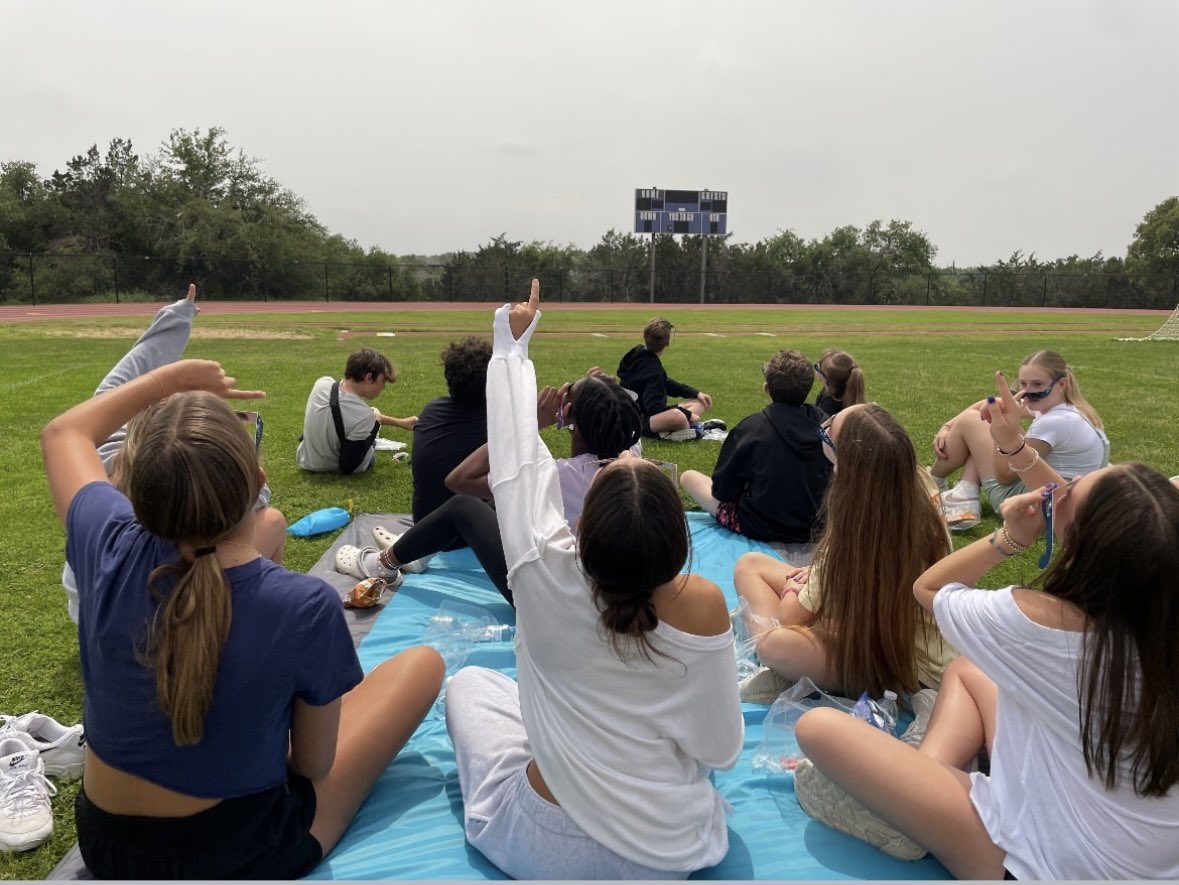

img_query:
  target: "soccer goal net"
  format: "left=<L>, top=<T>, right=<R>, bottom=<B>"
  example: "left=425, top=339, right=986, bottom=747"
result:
left=1118, top=304, right=1179, bottom=341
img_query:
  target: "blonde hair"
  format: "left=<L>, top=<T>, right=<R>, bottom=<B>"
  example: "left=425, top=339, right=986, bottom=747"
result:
left=819, top=348, right=866, bottom=407
left=808, top=405, right=949, bottom=696
left=124, top=392, right=261, bottom=746
left=1022, top=350, right=1104, bottom=430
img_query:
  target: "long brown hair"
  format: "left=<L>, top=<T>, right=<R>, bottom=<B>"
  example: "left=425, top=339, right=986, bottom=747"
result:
left=124, top=392, right=261, bottom=746
left=819, top=348, right=866, bottom=407
left=1022, top=350, right=1103, bottom=430
left=1039, top=463, right=1179, bottom=797
left=578, top=459, right=687, bottom=663
left=810, top=404, right=949, bottom=696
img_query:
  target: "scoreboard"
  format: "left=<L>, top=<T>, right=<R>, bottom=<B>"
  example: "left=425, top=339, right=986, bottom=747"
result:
left=634, top=189, right=728, bottom=235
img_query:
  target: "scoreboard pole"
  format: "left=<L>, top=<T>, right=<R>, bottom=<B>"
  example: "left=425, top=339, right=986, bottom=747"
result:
left=700, top=233, right=707, bottom=304
left=650, top=231, right=657, bottom=304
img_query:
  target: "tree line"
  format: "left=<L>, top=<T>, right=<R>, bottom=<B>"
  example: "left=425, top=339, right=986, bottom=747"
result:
left=1, top=128, right=1176, bottom=306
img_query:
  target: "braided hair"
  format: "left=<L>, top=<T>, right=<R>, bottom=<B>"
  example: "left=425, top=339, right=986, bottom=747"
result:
left=569, top=375, right=642, bottom=458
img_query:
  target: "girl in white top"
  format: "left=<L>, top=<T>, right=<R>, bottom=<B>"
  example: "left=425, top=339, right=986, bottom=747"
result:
left=444, top=281, right=743, bottom=879
left=932, top=350, right=1109, bottom=521
left=792, top=376, right=1179, bottom=879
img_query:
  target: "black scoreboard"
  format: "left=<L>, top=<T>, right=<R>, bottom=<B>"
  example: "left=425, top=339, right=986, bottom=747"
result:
left=634, top=189, right=728, bottom=235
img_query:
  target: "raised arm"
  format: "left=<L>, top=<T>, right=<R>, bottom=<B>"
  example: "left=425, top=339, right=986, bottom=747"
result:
left=981, top=371, right=1065, bottom=489
left=41, top=360, right=264, bottom=524
left=485, top=280, right=571, bottom=572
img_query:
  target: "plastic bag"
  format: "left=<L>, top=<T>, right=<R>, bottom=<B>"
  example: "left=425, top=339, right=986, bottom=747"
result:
left=287, top=506, right=351, bottom=537
left=423, top=601, right=514, bottom=718
left=850, top=691, right=898, bottom=736
left=752, top=678, right=857, bottom=775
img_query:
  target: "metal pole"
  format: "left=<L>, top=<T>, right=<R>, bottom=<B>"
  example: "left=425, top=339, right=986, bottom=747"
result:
left=699, top=235, right=707, bottom=304
left=112, top=254, right=120, bottom=304
left=387, top=265, right=394, bottom=302
left=324, top=262, right=329, bottom=302
left=28, top=253, right=36, bottom=306
left=649, top=232, right=656, bottom=303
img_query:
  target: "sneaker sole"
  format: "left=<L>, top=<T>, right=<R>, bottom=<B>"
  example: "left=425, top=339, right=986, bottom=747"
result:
left=794, top=759, right=927, bottom=861
left=0, top=819, right=54, bottom=852
left=659, top=428, right=698, bottom=442
left=43, top=758, right=84, bottom=780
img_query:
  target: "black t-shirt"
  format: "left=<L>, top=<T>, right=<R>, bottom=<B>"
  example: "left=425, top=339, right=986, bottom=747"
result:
left=411, top=397, right=488, bottom=522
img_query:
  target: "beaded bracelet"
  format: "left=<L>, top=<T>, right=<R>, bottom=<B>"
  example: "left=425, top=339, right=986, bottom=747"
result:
left=1000, top=524, right=1031, bottom=553
left=1009, top=448, right=1041, bottom=473
left=989, top=531, right=1017, bottom=557
left=996, top=438, right=1026, bottom=457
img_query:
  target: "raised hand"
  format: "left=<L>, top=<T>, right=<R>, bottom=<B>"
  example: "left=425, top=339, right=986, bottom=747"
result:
left=509, top=278, right=541, bottom=341
left=164, top=359, right=265, bottom=400
left=980, top=371, right=1025, bottom=452
left=999, top=485, right=1051, bottom=546
left=537, top=383, right=567, bottom=430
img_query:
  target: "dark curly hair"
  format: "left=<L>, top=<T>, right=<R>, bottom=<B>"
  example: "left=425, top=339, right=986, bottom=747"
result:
left=763, top=349, right=814, bottom=406
left=578, top=460, right=687, bottom=663
left=441, top=337, right=492, bottom=407
left=569, top=375, right=642, bottom=458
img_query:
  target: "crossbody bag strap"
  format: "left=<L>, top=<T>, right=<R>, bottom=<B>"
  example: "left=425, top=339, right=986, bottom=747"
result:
left=329, top=381, right=348, bottom=443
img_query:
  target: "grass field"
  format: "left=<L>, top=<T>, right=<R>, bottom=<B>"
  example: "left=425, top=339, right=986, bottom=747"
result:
left=0, top=303, right=1174, bottom=879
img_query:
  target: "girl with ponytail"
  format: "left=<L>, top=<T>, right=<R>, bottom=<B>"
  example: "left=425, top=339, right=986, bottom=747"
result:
left=814, top=348, right=866, bottom=416
left=42, top=359, right=442, bottom=879
left=444, top=282, right=743, bottom=879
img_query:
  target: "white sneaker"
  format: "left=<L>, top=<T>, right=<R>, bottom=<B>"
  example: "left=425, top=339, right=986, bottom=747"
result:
left=372, top=526, right=430, bottom=574
left=0, top=735, right=56, bottom=852
left=900, top=689, right=938, bottom=748
left=0, top=712, right=85, bottom=780
left=739, top=667, right=794, bottom=705
left=658, top=427, right=699, bottom=442
left=793, top=757, right=927, bottom=860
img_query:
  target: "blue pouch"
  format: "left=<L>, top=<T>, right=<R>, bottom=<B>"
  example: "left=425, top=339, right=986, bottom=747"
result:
left=287, top=506, right=351, bottom=537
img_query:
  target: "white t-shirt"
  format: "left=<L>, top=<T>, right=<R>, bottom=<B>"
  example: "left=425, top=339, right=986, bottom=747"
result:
left=1026, top=403, right=1109, bottom=478
left=486, top=306, right=744, bottom=872
left=296, top=376, right=377, bottom=472
left=933, top=584, right=1179, bottom=879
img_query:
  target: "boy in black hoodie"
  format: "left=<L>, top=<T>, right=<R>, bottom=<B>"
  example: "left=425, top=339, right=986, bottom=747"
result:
left=680, top=349, right=832, bottom=543
left=616, top=317, right=714, bottom=438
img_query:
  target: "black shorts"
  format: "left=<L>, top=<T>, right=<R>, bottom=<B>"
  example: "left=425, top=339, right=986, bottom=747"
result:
left=76, top=773, right=322, bottom=879
left=641, top=404, right=695, bottom=438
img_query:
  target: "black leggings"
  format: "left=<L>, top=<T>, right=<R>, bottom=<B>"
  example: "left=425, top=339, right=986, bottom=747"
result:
left=392, top=495, right=512, bottom=605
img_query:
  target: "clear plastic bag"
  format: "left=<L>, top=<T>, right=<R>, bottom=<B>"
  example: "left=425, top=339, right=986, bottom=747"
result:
left=422, top=601, right=515, bottom=717
left=752, top=677, right=856, bottom=775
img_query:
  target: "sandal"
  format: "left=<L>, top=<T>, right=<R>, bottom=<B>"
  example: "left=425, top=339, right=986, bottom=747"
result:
left=371, top=527, right=430, bottom=574
left=334, top=545, right=403, bottom=584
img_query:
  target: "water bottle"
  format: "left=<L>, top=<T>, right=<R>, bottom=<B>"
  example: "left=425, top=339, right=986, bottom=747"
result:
left=879, top=690, right=899, bottom=737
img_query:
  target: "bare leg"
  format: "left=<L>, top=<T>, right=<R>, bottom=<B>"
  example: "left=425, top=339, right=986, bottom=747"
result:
left=648, top=407, right=691, bottom=434
left=930, top=401, right=987, bottom=480
left=679, top=397, right=710, bottom=420
left=917, top=657, right=996, bottom=767
left=310, top=646, right=444, bottom=854
left=679, top=470, right=719, bottom=515
left=252, top=506, right=287, bottom=565
left=796, top=708, right=1006, bottom=879
left=734, top=552, right=791, bottom=631
left=755, top=624, right=839, bottom=691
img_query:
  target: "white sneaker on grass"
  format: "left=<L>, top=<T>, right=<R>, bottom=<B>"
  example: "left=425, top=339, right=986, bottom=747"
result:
left=793, top=757, right=927, bottom=861
left=0, top=735, right=56, bottom=852
left=0, top=711, right=85, bottom=780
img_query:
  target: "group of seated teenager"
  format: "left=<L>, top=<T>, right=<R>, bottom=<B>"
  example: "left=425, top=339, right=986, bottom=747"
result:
left=43, top=281, right=1179, bottom=880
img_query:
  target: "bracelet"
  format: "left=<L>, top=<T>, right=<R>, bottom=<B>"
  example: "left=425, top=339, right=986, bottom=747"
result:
left=783, top=585, right=800, bottom=597
left=989, top=531, right=1017, bottom=557
left=996, top=438, right=1026, bottom=457
left=1000, top=524, right=1031, bottom=553
left=1008, top=448, right=1041, bottom=473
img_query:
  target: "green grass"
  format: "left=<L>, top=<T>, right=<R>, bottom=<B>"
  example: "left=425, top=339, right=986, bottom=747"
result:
left=0, top=304, right=1174, bottom=879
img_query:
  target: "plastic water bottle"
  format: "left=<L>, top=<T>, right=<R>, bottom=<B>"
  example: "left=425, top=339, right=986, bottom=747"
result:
left=879, top=690, right=899, bottom=737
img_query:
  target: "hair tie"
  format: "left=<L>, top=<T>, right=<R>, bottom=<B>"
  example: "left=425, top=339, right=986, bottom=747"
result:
left=193, top=546, right=217, bottom=557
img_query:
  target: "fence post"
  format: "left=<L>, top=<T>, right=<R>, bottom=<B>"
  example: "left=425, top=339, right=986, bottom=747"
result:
left=387, top=265, right=394, bottom=302
left=262, top=263, right=268, bottom=303
left=1042, top=273, right=1048, bottom=307
left=28, top=253, right=36, bottom=306
left=926, top=272, right=932, bottom=305
left=112, top=254, right=120, bottom=304
left=982, top=272, right=988, bottom=305
left=324, top=262, right=330, bottom=302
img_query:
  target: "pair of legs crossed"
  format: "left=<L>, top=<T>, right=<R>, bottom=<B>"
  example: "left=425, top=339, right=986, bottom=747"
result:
left=796, top=657, right=1006, bottom=879
left=733, top=552, right=838, bottom=688
left=647, top=399, right=709, bottom=435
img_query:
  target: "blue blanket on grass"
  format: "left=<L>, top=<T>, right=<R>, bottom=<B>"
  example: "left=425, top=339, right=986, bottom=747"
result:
left=305, top=513, right=950, bottom=880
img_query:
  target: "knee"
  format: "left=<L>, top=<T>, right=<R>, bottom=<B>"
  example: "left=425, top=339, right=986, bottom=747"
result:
left=795, top=706, right=845, bottom=758
left=405, top=644, right=446, bottom=690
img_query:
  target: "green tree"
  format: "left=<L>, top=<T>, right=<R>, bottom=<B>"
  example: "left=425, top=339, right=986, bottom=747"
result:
left=1127, top=196, right=1179, bottom=278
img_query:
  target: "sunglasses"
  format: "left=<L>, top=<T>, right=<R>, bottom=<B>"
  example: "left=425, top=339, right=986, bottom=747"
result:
left=1022, top=377, right=1062, bottom=402
left=813, top=361, right=827, bottom=380
left=236, top=411, right=264, bottom=451
left=817, top=420, right=837, bottom=452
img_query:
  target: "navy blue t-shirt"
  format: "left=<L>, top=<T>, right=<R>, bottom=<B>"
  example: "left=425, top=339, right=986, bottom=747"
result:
left=66, top=481, right=363, bottom=799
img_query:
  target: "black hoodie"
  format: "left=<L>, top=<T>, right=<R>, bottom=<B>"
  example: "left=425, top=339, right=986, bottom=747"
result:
left=617, top=345, right=699, bottom=424
left=711, top=401, right=832, bottom=543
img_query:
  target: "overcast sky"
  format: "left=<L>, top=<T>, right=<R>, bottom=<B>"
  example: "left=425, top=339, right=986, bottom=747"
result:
left=4, top=0, right=1177, bottom=265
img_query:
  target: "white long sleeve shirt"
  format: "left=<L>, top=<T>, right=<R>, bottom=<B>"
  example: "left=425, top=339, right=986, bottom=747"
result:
left=486, top=305, right=744, bottom=871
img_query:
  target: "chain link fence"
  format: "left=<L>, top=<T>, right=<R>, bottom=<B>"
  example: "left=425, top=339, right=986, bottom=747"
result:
left=1, top=251, right=1176, bottom=308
